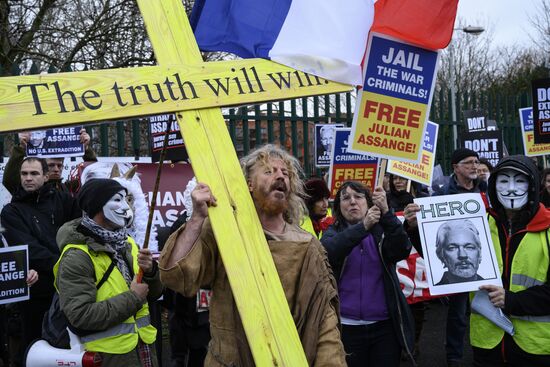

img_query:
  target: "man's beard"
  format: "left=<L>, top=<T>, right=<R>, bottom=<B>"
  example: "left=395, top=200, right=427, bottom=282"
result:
left=253, top=182, right=289, bottom=216
left=449, top=261, right=477, bottom=279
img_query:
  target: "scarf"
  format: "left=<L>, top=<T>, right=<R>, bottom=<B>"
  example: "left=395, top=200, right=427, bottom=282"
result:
left=81, top=214, right=133, bottom=286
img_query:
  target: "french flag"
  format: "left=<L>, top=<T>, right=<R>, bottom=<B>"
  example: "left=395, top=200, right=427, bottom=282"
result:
left=190, top=0, right=374, bottom=86
left=190, top=0, right=458, bottom=86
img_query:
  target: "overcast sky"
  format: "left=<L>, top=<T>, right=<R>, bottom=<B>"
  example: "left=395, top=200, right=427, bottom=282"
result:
left=456, top=0, right=540, bottom=48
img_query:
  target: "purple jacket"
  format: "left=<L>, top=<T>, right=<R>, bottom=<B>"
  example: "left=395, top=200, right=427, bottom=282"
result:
left=338, top=234, right=388, bottom=321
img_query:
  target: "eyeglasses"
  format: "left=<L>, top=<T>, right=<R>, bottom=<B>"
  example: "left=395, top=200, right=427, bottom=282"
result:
left=458, top=159, right=480, bottom=166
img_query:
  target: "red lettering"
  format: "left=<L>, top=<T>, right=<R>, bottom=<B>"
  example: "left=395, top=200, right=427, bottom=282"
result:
left=363, top=101, right=422, bottom=128
left=407, top=109, right=421, bottom=128
left=421, top=154, right=429, bottom=165
left=363, top=100, right=378, bottom=118
left=378, top=103, right=393, bottom=122
left=392, top=106, right=407, bottom=125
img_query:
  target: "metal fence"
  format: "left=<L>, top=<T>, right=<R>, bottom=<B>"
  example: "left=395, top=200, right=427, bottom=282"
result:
left=1, top=61, right=538, bottom=176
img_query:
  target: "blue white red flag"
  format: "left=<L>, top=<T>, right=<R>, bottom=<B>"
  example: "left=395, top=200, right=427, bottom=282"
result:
left=190, top=0, right=374, bottom=86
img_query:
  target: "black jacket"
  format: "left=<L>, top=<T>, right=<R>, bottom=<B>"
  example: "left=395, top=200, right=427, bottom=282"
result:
left=320, top=211, right=415, bottom=358
left=438, top=174, right=487, bottom=196
left=2, top=145, right=97, bottom=195
left=486, top=155, right=550, bottom=318
left=0, top=183, right=81, bottom=297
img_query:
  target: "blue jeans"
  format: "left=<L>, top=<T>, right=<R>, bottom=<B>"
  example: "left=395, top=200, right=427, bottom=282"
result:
left=342, top=319, right=402, bottom=367
left=446, top=293, right=469, bottom=362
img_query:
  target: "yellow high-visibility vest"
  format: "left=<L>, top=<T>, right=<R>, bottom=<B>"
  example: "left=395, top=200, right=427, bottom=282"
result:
left=301, top=208, right=332, bottom=239
left=54, top=237, right=156, bottom=354
left=470, top=216, right=550, bottom=354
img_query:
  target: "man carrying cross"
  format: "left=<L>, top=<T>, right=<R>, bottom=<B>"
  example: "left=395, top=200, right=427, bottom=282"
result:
left=159, top=144, right=346, bottom=366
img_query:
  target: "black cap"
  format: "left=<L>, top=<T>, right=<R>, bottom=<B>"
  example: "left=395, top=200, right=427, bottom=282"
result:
left=78, top=179, right=127, bottom=218
left=451, top=148, right=479, bottom=165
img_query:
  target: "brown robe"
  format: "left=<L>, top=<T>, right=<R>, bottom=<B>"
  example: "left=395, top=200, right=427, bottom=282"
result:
left=159, top=219, right=346, bottom=366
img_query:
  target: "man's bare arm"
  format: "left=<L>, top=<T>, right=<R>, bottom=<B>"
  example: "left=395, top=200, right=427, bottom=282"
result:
left=163, top=182, right=216, bottom=268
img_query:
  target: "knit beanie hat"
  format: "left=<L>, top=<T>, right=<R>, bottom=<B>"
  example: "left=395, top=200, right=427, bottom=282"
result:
left=304, top=178, right=330, bottom=210
left=78, top=179, right=127, bottom=218
left=451, top=148, right=478, bottom=165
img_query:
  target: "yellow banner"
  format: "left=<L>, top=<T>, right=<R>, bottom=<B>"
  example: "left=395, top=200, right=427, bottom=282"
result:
left=0, top=60, right=350, bottom=132
left=350, top=92, right=427, bottom=162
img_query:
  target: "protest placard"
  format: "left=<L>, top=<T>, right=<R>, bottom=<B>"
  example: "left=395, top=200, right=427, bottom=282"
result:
left=327, top=128, right=378, bottom=199
left=349, top=33, right=438, bottom=163
left=414, top=193, right=501, bottom=295
left=532, top=78, right=550, bottom=144
left=315, top=123, right=344, bottom=167
left=0, top=245, right=29, bottom=305
left=25, top=126, right=84, bottom=158
left=149, top=114, right=188, bottom=163
left=77, top=160, right=194, bottom=230
left=461, top=130, right=503, bottom=168
left=388, top=120, right=438, bottom=186
left=394, top=213, right=439, bottom=304
left=519, top=107, right=550, bottom=156
left=463, top=109, right=487, bottom=132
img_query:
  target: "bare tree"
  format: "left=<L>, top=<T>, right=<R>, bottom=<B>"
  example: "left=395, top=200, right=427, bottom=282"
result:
left=0, top=0, right=216, bottom=76
left=529, top=0, right=550, bottom=66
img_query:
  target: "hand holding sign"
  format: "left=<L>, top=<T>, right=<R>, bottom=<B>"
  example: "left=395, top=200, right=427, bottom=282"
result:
left=403, top=203, right=421, bottom=228
left=364, top=205, right=381, bottom=230
left=137, top=248, right=154, bottom=274
left=79, top=128, right=90, bottom=148
left=26, top=269, right=38, bottom=286
left=18, top=131, right=30, bottom=148
left=372, top=186, right=389, bottom=214
left=479, top=284, right=506, bottom=309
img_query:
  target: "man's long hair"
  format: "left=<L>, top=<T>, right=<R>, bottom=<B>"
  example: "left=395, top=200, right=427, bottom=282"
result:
left=241, top=144, right=306, bottom=224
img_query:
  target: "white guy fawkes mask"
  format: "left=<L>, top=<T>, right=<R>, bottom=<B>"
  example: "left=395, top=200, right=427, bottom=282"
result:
left=103, top=190, right=134, bottom=228
left=495, top=169, right=529, bottom=210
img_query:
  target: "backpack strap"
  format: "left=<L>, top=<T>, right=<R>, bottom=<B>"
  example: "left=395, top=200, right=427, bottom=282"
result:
left=96, top=258, right=116, bottom=290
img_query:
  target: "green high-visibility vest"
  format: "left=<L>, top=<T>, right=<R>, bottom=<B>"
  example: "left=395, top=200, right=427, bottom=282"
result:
left=54, top=237, right=156, bottom=354
left=470, top=216, right=550, bottom=354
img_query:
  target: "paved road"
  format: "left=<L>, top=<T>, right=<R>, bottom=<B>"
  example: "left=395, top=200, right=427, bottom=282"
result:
left=401, top=300, right=473, bottom=367
left=159, top=299, right=474, bottom=367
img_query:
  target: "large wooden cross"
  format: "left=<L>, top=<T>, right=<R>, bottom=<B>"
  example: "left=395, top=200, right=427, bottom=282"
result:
left=0, top=1, right=352, bottom=364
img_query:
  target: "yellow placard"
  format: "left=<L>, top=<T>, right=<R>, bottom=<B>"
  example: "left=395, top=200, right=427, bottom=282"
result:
left=0, top=60, right=350, bottom=132
left=350, top=92, right=426, bottom=162
left=387, top=120, right=438, bottom=186
left=388, top=150, right=433, bottom=186
left=523, top=131, right=550, bottom=156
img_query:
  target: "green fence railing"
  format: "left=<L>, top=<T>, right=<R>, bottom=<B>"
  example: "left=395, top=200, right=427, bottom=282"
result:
left=0, top=84, right=537, bottom=176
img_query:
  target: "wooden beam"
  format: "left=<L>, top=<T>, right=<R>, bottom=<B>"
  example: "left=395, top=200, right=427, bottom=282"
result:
left=0, top=60, right=350, bottom=132
left=137, top=0, right=308, bottom=365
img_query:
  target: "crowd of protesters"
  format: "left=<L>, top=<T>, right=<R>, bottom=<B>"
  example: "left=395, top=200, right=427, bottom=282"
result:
left=0, top=134, right=549, bottom=367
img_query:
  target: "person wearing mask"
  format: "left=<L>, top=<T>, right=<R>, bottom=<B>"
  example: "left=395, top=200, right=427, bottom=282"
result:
left=159, top=144, right=346, bottom=366
left=471, top=156, right=550, bottom=366
left=55, top=178, right=162, bottom=366
left=321, top=181, right=414, bottom=366
left=301, top=177, right=333, bottom=239
left=0, top=157, right=81, bottom=366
